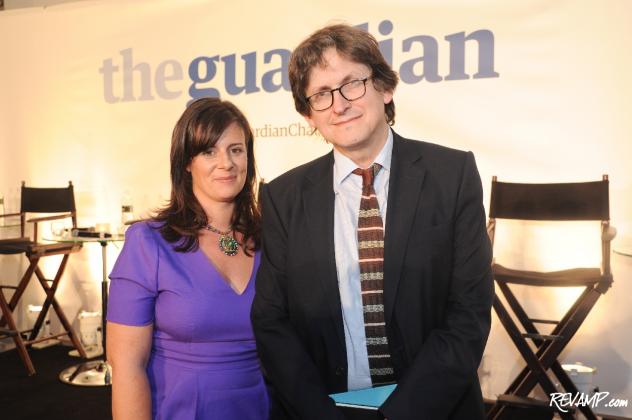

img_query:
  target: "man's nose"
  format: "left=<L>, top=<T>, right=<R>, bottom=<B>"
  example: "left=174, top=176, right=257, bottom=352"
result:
left=331, top=89, right=351, bottom=114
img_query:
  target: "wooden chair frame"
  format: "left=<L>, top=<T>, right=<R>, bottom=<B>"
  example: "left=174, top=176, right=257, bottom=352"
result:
left=0, top=181, right=87, bottom=375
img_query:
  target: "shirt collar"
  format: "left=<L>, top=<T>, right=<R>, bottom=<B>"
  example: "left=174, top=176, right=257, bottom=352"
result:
left=333, top=128, right=393, bottom=188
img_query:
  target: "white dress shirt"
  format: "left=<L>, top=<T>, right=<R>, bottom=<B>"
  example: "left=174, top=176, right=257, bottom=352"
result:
left=332, top=129, right=393, bottom=390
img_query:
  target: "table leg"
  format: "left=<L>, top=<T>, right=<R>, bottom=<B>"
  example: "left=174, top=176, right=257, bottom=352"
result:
left=101, top=241, right=108, bottom=361
left=59, top=240, right=112, bottom=386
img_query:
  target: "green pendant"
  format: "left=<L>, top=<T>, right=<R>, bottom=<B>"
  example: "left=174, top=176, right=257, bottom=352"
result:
left=219, top=234, right=239, bottom=256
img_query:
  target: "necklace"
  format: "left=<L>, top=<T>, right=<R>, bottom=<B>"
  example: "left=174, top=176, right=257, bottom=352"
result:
left=204, top=223, right=239, bottom=256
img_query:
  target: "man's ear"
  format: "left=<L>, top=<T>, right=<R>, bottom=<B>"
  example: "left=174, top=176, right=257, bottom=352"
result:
left=383, top=89, right=394, bottom=105
left=303, top=113, right=316, bottom=129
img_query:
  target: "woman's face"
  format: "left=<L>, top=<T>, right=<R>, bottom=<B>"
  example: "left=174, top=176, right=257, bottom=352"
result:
left=187, top=122, right=248, bottom=208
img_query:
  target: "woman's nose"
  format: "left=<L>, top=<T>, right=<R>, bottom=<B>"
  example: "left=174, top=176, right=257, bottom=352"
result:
left=217, top=150, right=234, bottom=168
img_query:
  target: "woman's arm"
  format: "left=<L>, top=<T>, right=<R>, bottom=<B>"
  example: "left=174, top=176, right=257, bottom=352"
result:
left=107, top=321, right=153, bottom=420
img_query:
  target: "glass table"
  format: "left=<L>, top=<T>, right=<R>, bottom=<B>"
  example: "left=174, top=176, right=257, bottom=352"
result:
left=613, top=236, right=632, bottom=258
left=45, top=233, right=124, bottom=386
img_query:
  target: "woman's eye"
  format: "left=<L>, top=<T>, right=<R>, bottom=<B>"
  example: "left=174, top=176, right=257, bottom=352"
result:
left=231, top=147, right=244, bottom=154
left=202, top=149, right=216, bottom=156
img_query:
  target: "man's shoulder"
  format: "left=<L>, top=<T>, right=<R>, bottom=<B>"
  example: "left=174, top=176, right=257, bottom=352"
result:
left=266, top=151, right=333, bottom=192
left=395, top=133, right=469, bottom=162
left=392, top=133, right=478, bottom=185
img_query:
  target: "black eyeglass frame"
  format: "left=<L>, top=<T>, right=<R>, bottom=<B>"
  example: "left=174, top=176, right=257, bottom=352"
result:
left=305, top=77, right=372, bottom=112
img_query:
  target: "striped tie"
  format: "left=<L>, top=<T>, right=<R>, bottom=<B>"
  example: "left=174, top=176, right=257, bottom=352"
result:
left=353, top=163, right=395, bottom=386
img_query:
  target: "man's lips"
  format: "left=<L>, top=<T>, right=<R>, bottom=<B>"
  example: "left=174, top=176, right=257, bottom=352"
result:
left=332, top=115, right=361, bottom=125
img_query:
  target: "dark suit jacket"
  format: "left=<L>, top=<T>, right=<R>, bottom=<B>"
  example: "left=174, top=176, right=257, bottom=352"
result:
left=251, top=132, right=493, bottom=420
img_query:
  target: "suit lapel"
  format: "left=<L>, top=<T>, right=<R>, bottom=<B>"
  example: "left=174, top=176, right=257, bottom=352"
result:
left=303, top=153, right=346, bottom=349
left=383, top=133, right=426, bottom=324
left=298, top=137, right=426, bottom=346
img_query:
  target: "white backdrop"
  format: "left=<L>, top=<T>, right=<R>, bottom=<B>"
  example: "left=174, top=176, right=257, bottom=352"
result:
left=1, top=0, right=631, bottom=415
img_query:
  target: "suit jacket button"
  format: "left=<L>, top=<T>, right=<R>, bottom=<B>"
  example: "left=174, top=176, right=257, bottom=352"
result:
left=335, top=367, right=345, bottom=376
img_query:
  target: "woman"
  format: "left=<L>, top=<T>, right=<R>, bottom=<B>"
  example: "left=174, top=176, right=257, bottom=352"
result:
left=107, top=98, right=267, bottom=420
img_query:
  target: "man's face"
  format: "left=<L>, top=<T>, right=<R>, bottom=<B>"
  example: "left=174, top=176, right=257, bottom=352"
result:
left=303, top=48, right=393, bottom=160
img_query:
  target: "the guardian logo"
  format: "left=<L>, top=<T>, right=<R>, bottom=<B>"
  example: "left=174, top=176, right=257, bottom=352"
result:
left=98, top=20, right=499, bottom=104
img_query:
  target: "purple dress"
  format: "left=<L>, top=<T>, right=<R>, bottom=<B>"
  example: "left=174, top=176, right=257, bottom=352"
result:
left=107, top=221, right=269, bottom=420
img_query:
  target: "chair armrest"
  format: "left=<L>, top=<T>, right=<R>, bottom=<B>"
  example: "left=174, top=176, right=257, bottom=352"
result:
left=0, top=212, right=21, bottom=219
left=602, top=225, right=617, bottom=242
left=27, top=213, right=73, bottom=223
left=0, top=237, right=30, bottom=245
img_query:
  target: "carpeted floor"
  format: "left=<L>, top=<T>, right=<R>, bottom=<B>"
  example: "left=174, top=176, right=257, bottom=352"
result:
left=3, top=345, right=630, bottom=420
left=0, top=344, right=111, bottom=420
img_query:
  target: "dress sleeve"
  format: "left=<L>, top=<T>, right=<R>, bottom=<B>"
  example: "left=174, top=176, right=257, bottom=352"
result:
left=106, top=222, right=159, bottom=326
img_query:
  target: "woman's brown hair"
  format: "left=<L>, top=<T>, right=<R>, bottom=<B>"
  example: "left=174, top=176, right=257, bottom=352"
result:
left=154, top=97, right=260, bottom=254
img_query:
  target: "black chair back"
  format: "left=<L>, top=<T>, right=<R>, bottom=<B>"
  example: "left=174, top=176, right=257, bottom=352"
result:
left=489, top=178, right=608, bottom=221
left=21, top=182, right=76, bottom=214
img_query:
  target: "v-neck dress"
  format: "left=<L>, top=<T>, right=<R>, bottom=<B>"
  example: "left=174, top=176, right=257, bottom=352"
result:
left=107, top=221, right=268, bottom=420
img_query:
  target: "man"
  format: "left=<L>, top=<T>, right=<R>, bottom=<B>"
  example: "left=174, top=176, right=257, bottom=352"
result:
left=252, top=23, right=493, bottom=420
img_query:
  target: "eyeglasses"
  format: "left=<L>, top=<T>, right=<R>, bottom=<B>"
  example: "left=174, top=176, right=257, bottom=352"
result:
left=305, top=77, right=371, bottom=112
